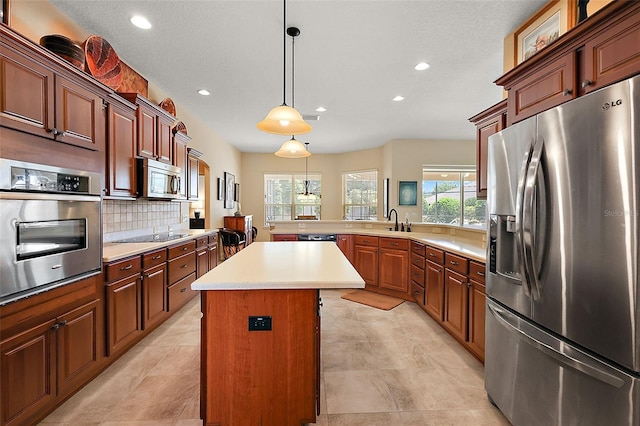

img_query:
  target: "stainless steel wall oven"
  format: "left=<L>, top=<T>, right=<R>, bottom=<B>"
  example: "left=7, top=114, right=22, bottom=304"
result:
left=0, top=159, right=102, bottom=304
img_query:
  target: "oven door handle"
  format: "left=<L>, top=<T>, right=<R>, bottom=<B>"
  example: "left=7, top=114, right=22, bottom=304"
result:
left=0, top=192, right=100, bottom=202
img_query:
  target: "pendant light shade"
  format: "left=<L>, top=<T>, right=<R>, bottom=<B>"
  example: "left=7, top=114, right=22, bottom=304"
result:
left=258, top=105, right=311, bottom=135
left=275, top=137, right=311, bottom=158
left=257, top=1, right=311, bottom=136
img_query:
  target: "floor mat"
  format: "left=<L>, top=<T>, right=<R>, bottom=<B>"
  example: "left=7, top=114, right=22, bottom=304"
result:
left=340, top=290, right=404, bottom=310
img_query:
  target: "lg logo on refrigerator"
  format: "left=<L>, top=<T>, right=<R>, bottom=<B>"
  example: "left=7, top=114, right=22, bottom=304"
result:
left=602, top=99, right=623, bottom=110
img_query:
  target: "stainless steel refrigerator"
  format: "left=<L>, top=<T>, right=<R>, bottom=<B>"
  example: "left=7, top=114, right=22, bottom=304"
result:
left=485, top=74, right=640, bottom=425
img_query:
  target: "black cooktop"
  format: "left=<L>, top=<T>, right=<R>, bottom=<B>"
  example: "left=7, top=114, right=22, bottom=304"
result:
left=112, top=233, right=190, bottom=243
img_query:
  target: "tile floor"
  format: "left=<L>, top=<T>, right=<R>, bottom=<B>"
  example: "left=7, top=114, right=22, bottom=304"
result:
left=39, top=289, right=510, bottom=426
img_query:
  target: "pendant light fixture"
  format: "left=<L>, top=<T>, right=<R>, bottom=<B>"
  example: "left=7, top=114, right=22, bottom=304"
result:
left=298, top=142, right=317, bottom=201
left=258, top=1, right=311, bottom=136
left=274, top=26, right=311, bottom=158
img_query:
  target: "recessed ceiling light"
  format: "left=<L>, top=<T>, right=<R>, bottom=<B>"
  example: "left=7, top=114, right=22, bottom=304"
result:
left=197, top=89, right=211, bottom=96
left=415, top=62, right=430, bottom=71
left=316, top=107, right=326, bottom=112
left=130, top=15, right=152, bottom=29
left=392, top=95, right=404, bottom=102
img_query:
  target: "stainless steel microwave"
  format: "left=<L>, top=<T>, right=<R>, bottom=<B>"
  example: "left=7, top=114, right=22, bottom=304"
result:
left=137, top=157, right=182, bottom=199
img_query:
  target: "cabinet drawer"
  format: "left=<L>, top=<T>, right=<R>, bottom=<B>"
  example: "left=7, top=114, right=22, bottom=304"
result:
left=168, top=252, right=196, bottom=284
left=411, top=241, right=426, bottom=256
left=411, top=252, right=425, bottom=269
left=379, top=237, right=408, bottom=250
left=208, top=233, right=219, bottom=245
left=168, top=240, right=196, bottom=259
left=354, top=235, right=378, bottom=247
left=425, top=247, right=444, bottom=265
left=469, top=261, right=486, bottom=284
left=142, top=249, right=167, bottom=269
left=445, top=253, right=469, bottom=275
left=411, top=264, right=425, bottom=286
left=105, top=256, right=142, bottom=282
left=196, top=236, right=209, bottom=250
left=167, top=272, right=197, bottom=311
left=411, top=281, right=425, bottom=305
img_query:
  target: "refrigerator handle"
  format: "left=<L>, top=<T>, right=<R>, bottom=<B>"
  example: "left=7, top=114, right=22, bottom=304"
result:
left=522, top=136, right=544, bottom=300
left=515, top=147, right=533, bottom=297
left=487, top=302, right=625, bottom=388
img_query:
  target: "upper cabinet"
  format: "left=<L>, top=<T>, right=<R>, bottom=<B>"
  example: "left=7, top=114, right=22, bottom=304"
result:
left=495, top=1, right=640, bottom=126
left=468, top=100, right=506, bottom=199
left=1, top=28, right=107, bottom=152
left=118, top=93, right=176, bottom=164
left=105, top=95, right=138, bottom=198
left=173, top=127, right=190, bottom=200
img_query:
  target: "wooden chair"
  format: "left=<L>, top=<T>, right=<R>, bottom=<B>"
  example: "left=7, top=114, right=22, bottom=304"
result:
left=220, top=228, right=246, bottom=259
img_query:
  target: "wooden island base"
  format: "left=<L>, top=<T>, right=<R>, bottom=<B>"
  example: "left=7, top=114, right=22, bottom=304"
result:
left=200, top=289, right=320, bottom=426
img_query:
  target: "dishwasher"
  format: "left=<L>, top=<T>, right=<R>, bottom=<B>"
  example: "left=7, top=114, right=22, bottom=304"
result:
left=297, top=234, right=337, bottom=242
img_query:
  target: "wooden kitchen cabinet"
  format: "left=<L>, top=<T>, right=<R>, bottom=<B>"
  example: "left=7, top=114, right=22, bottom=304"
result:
left=0, top=275, right=103, bottom=426
left=105, top=256, right=142, bottom=357
left=167, top=240, right=197, bottom=313
left=493, top=0, right=640, bottom=126
left=195, top=236, right=209, bottom=278
left=118, top=93, right=176, bottom=164
left=410, top=242, right=426, bottom=306
left=337, top=234, right=354, bottom=264
left=271, top=234, right=298, bottom=241
left=173, top=128, right=189, bottom=199
left=141, top=249, right=168, bottom=330
left=469, top=100, right=506, bottom=199
left=0, top=35, right=107, bottom=153
left=207, top=233, right=219, bottom=270
left=105, top=95, right=138, bottom=198
left=467, top=261, right=486, bottom=361
left=424, top=246, right=445, bottom=321
left=443, top=268, right=469, bottom=343
left=354, top=236, right=379, bottom=287
left=378, top=238, right=409, bottom=293
left=187, top=152, right=199, bottom=200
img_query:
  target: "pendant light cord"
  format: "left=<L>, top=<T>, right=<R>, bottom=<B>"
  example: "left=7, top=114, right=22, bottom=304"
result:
left=282, top=0, right=287, bottom=106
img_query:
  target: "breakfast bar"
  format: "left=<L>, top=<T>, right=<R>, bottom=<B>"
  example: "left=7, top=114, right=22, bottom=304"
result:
left=191, top=242, right=365, bottom=426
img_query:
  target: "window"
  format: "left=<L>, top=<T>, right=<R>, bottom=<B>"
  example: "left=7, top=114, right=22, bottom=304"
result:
left=422, top=167, right=486, bottom=228
left=343, top=170, right=378, bottom=220
left=264, top=173, right=321, bottom=225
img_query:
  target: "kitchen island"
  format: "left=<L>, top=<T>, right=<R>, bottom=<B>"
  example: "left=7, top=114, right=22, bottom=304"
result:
left=191, top=242, right=364, bottom=426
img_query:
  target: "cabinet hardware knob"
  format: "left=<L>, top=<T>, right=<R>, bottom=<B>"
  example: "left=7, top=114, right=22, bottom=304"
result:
left=181, top=264, right=188, bottom=268
left=51, top=323, right=60, bottom=330
left=477, top=271, right=485, bottom=277
left=152, top=255, right=162, bottom=260
left=450, top=261, right=458, bottom=265
left=467, top=282, right=472, bottom=288
left=430, top=253, right=436, bottom=257
left=120, top=264, right=133, bottom=270
left=582, top=80, right=593, bottom=88
left=391, top=242, right=398, bottom=246
left=563, top=89, right=572, bottom=96
left=180, top=287, right=187, bottom=293
left=58, top=320, right=67, bottom=327
left=182, top=247, right=188, bottom=251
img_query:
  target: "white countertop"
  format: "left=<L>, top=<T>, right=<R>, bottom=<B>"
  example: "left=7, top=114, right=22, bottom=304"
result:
left=102, top=229, right=216, bottom=262
left=191, top=242, right=365, bottom=291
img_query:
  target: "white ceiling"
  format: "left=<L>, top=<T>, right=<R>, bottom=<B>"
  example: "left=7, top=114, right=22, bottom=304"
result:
left=49, top=0, right=545, bottom=154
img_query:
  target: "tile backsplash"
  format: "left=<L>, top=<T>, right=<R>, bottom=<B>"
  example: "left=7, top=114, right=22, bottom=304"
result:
left=103, top=199, right=189, bottom=241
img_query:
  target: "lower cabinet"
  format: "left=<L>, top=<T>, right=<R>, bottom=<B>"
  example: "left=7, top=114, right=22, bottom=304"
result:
left=337, top=234, right=354, bottom=263
left=378, top=238, right=409, bottom=293
left=424, top=250, right=445, bottom=321
left=207, top=234, right=219, bottom=270
left=271, top=234, right=298, bottom=241
left=467, top=261, right=486, bottom=361
left=142, top=263, right=168, bottom=330
left=167, top=240, right=197, bottom=313
left=354, top=236, right=379, bottom=287
left=442, top=269, right=469, bottom=342
left=106, top=269, right=142, bottom=356
left=0, top=275, right=103, bottom=426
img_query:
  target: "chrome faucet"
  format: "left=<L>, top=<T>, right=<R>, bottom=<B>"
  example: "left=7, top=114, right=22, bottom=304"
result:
left=388, top=208, right=399, bottom=231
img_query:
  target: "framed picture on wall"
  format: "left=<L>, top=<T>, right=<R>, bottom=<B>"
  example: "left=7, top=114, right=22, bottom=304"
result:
left=234, top=183, right=240, bottom=202
left=398, top=181, right=418, bottom=206
left=217, top=178, right=224, bottom=201
left=224, top=172, right=235, bottom=208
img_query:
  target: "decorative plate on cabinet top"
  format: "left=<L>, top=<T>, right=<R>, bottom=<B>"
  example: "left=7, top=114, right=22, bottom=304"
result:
left=173, top=121, right=188, bottom=135
left=83, top=35, right=123, bottom=90
left=39, top=34, right=85, bottom=70
left=159, top=98, right=177, bottom=117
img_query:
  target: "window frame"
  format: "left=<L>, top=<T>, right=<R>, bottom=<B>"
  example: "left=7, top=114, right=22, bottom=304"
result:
left=264, top=172, right=322, bottom=226
left=342, top=169, right=378, bottom=221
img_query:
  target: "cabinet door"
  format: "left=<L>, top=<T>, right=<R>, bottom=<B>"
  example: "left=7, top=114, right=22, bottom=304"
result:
left=582, top=11, right=640, bottom=94
left=188, top=155, right=199, bottom=200
left=475, top=107, right=505, bottom=199
left=174, top=133, right=188, bottom=199
left=137, top=104, right=156, bottom=159
left=106, top=274, right=141, bottom=356
left=56, top=299, right=101, bottom=396
left=379, top=248, right=409, bottom=293
left=506, top=52, right=576, bottom=126
left=54, top=75, right=106, bottom=151
left=272, top=234, right=298, bottom=241
left=0, top=44, right=55, bottom=139
left=443, top=269, right=468, bottom=342
left=354, top=245, right=378, bottom=286
left=467, top=279, right=486, bottom=361
left=0, top=320, right=55, bottom=425
left=208, top=242, right=219, bottom=270
left=196, top=248, right=208, bottom=278
left=142, top=263, right=168, bottom=330
left=157, top=115, right=173, bottom=164
left=337, top=234, right=354, bottom=264
left=106, top=102, right=137, bottom=197
left=425, top=260, right=445, bottom=321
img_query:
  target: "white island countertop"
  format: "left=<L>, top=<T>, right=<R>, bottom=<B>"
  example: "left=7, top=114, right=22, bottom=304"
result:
left=192, top=242, right=365, bottom=291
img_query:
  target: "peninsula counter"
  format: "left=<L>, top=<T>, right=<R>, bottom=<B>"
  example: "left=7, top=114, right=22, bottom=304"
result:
left=192, top=242, right=364, bottom=426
